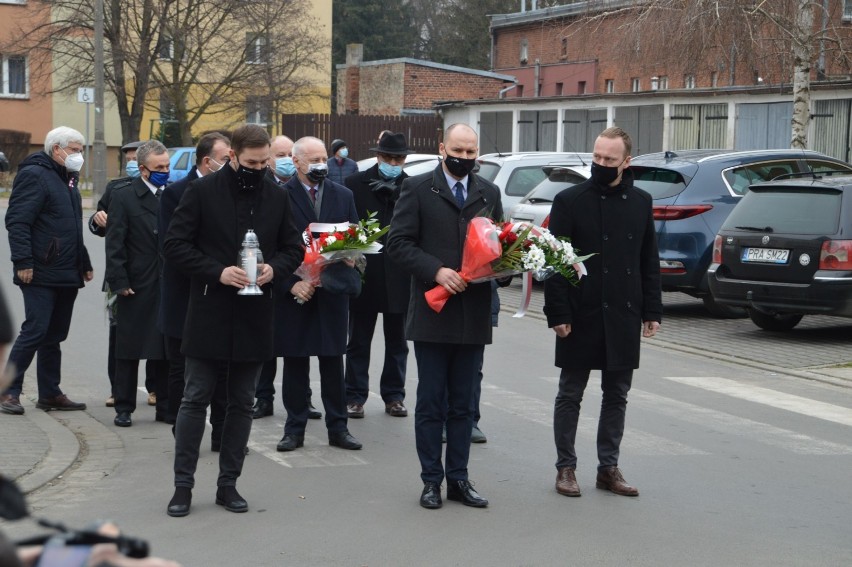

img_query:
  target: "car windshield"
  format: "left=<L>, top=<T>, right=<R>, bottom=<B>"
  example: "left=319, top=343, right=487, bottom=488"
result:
left=476, top=161, right=500, bottom=182
left=806, top=160, right=852, bottom=178
left=631, top=166, right=688, bottom=199
left=722, top=188, right=842, bottom=235
left=523, top=172, right=587, bottom=203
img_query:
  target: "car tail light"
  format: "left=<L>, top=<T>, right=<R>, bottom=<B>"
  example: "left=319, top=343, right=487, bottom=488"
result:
left=542, top=214, right=550, bottom=228
left=659, top=260, right=686, bottom=274
left=652, top=205, right=713, bottom=221
left=712, top=235, right=723, bottom=264
left=819, top=240, right=852, bottom=270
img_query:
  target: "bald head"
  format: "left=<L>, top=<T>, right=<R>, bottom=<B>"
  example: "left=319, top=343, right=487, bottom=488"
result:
left=440, top=123, right=479, bottom=180
left=292, top=136, right=328, bottom=184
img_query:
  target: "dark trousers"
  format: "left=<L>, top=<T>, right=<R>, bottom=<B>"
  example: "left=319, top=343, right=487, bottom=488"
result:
left=554, top=368, right=634, bottom=470
left=113, top=358, right=168, bottom=415
left=173, top=357, right=260, bottom=488
left=5, top=286, right=78, bottom=398
left=413, top=341, right=483, bottom=485
left=282, top=355, right=347, bottom=435
left=345, top=311, right=407, bottom=404
left=254, top=358, right=277, bottom=402
left=107, top=325, right=156, bottom=395
left=165, top=336, right=227, bottom=431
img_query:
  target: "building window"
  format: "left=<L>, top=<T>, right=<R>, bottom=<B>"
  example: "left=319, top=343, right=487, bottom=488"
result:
left=684, top=74, right=696, bottom=89
left=246, top=33, right=269, bottom=64
left=605, top=79, right=614, bottom=93
left=520, top=38, right=528, bottom=65
left=516, top=84, right=524, bottom=97
left=658, top=75, right=668, bottom=89
left=560, top=37, right=568, bottom=58
left=577, top=81, right=586, bottom=95
left=631, top=77, right=641, bottom=92
left=1, top=54, right=27, bottom=96
left=246, top=96, right=271, bottom=125
left=711, top=71, right=718, bottom=87
left=556, top=82, right=563, bottom=95
left=844, top=0, right=852, bottom=20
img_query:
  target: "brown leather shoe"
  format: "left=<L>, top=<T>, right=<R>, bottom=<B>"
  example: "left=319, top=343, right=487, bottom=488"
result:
left=596, top=466, right=639, bottom=496
left=555, top=467, right=581, bottom=497
left=147, top=392, right=157, bottom=406
left=0, top=394, right=25, bottom=415
left=384, top=400, right=408, bottom=417
left=36, top=394, right=86, bottom=411
left=347, top=402, right=364, bottom=418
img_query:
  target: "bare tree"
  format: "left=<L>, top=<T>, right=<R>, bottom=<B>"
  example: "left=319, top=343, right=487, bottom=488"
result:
left=559, top=0, right=852, bottom=149
left=5, top=0, right=172, bottom=143
left=5, top=0, right=329, bottom=146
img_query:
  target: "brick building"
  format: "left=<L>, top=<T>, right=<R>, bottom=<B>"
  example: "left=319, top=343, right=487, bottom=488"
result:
left=336, top=44, right=515, bottom=115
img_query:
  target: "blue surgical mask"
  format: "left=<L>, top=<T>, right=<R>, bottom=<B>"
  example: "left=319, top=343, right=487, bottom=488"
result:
left=148, top=170, right=170, bottom=187
left=339, top=148, right=349, bottom=158
left=125, top=160, right=140, bottom=178
left=378, top=162, right=402, bottom=179
left=275, top=156, right=296, bottom=178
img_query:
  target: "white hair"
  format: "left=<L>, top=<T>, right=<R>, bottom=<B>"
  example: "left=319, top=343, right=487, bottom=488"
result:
left=292, top=136, right=325, bottom=157
left=44, top=126, right=85, bottom=154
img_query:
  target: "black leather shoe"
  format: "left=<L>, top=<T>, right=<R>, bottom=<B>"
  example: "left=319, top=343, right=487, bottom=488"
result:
left=251, top=399, right=273, bottom=419
left=155, top=412, right=175, bottom=424
left=420, top=482, right=442, bottom=509
left=307, top=403, right=322, bottom=420
left=167, top=487, right=192, bottom=517
left=114, top=411, right=132, bottom=427
left=276, top=433, right=304, bottom=452
left=215, top=486, right=248, bottom=513
left=328, top=430, right=362, bottom=450
left=447, top=479, right=488, bottom=508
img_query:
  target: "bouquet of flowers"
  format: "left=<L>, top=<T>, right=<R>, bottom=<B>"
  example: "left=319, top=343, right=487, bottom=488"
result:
left=294, top=211, right=389, bottom=288
left=425, top=217, right=592, bottom=313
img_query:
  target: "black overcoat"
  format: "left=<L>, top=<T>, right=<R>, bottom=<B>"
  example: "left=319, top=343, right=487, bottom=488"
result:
left=386, top=164, right=503, bottom=345
left=157, top=167, right=197, bottom=339
left=543, top=172, right=662, bottom=370
left=344, top=164, right=409, bottom=314
left=163, top=165, right=303, bottom=361
left=105, top=177, right=165, bottom=360
left=274, top=175, right=358, bottom=357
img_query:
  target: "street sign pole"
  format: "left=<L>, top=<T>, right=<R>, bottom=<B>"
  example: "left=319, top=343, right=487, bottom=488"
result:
left=76, top=87, right=95, bottom=189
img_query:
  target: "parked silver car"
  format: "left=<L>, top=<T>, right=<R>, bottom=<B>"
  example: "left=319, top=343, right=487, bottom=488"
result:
left=508, top=165, right=591, bottom=226
left=356, top=154, right=441, bottom=172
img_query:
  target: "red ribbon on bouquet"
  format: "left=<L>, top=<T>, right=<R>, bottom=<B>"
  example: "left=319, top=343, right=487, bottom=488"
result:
left=425, top=217, right=502, bottom=313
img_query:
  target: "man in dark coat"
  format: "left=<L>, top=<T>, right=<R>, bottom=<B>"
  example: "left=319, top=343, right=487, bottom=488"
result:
left=158, top=132, right=231, bottom=440
left=386, top=123, right=502, bottom=510
left=544, top=127, right=662, bottom=499
left=274, top=136, right=363, bottom=453
left=1, top=126, right=93, bottom=416
left=163, top=124, right=303, bottom=517
left=105, top=140, right=170, bottom=427
left=87, top=140, right=154, bottom=408
left=343, top=132, right=413, bottom=419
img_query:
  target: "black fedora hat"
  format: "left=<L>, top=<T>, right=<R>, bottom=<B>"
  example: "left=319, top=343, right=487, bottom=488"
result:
left=370, top=132, right=415, bottom=156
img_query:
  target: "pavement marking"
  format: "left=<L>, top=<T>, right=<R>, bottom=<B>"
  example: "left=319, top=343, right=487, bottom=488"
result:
left=480, top=382, right=707, bottom=456
left=248, top=425, right=369, bottom=469
left=662, top=376, right=852, bottom=428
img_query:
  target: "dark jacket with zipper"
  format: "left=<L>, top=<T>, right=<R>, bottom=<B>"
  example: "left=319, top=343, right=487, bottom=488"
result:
left=5, top=151, right=92, bottom=287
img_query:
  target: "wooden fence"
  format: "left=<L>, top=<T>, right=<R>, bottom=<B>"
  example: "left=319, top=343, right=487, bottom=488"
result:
left=281, top=114, right=444, bottom=160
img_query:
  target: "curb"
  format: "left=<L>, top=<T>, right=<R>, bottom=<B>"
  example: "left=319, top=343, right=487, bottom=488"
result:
left=13, top=399, right=81, bottom=495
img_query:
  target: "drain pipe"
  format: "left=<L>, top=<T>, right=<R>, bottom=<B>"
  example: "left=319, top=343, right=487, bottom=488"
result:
left=499, top=82, right=519, bottom=99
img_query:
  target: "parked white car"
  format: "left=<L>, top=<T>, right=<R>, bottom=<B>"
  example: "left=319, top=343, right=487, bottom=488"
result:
left=508, top=165, right=591, bottom=227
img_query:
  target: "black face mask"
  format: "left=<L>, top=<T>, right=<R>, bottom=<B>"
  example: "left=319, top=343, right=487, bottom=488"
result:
left=444, top=154, right=477, bottom=178
left=237, top=163, right=267, bottom=190
left=590, top=161, right=624, bottom=187
left=306, top=163, right=329, bottom=183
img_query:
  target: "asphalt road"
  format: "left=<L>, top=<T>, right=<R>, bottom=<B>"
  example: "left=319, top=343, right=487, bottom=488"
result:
left=2, top=226, right=851, bottom=566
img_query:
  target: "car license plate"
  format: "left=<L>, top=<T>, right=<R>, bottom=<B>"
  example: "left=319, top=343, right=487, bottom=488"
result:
left=741, top=247, right=789, bottom=264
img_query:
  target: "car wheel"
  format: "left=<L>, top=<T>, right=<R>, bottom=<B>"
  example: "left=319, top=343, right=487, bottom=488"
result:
left=747, top=309, right=803, bottom=331
left=702, top=295, right=748, bottom=319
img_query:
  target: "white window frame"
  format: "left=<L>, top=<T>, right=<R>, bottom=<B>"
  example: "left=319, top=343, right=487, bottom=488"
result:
left=631, top=77, right=641, bottom=92
left=684, top=74, right=696, bottom=89
left=605, top=79, right=614, bottom=93
left=520, top=38, right=528, bottom=65
left=246, top=33, right=268, bottom=65
left=246, top=96, right=271, bottom=126
left=1, top=54, right=28, bottom=98
left=844, top=0, right=852, bottom=21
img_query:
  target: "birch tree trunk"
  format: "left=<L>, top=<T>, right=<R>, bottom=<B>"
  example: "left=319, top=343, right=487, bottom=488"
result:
left=790, top=0, right=814, bottom=149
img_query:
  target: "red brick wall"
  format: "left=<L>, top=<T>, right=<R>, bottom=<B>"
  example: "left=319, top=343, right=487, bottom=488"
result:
left=358, top=63, right=406, bottom=115
left=402, top=64, right=508, bottom=109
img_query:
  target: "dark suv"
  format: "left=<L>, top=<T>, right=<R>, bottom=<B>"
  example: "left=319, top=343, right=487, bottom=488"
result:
left=629, top=149, right=852, bottom=316
left=707, top=175, right=852, bottom=331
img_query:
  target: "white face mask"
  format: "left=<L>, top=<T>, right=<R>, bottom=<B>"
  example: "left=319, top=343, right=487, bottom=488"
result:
left=61, top=148, right=84, bottom=172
